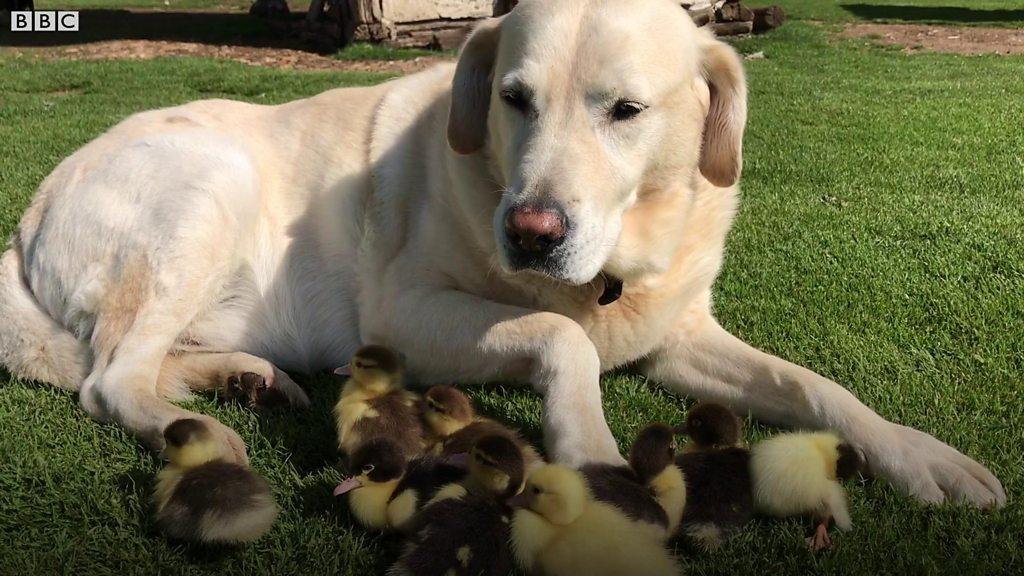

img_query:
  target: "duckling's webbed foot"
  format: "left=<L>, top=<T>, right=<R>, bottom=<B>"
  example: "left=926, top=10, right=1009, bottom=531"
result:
left=806, top=521, right=832, bottom=552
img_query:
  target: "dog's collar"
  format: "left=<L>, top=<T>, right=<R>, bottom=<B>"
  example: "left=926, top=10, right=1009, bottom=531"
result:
left=598, top=274, right=623, bottom=306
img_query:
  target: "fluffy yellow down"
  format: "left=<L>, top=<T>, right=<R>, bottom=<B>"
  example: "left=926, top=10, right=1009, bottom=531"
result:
left=750, top=432, right=852, bottom=530
left=511, top=466, right=681, bottom=576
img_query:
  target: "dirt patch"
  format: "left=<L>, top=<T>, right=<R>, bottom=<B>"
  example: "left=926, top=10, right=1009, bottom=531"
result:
left=842, top=23, right=1024, bottom=55
left=3, top=40, right=450, bottom=74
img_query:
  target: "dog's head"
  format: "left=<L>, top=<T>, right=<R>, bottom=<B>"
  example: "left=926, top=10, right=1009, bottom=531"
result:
left=448, top=0, right=747, bottom=285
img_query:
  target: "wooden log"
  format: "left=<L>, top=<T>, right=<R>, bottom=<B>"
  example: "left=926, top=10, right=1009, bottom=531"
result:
left=752, top=5, right=787, bottom=33
left=717, top=2, right=754, bottom=22
left=708, top=20, right=753, bottom=36
left=687, top=6, right=715, bottom=27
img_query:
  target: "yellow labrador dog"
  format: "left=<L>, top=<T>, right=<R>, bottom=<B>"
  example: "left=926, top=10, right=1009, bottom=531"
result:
left=0, top=0, right=1003, bottom=507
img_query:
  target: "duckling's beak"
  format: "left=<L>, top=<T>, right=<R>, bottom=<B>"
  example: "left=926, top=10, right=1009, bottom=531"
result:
left=445, top=453, right=470, bottom=469
left=334, top=364, right=352, bottom=376
left=333, top=476, right=362, bottom=496
left=507, top=491, right=533, bottom=509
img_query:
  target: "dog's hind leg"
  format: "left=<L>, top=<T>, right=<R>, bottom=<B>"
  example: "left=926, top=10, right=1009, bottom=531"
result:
left=79, top=240, right=252, bottom=464
left=157, top=352, right=310, bottom=409
left=80, top=280, right=251, bottom=464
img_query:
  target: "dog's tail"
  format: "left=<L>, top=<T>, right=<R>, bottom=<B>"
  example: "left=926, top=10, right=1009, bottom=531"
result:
left=0, top=246, right=90, bottom=390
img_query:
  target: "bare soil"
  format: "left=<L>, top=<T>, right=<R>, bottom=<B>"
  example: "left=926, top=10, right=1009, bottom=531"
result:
left=3, top=40, right=449, bottom=73
left=842, top=23, right=1024, bottom=55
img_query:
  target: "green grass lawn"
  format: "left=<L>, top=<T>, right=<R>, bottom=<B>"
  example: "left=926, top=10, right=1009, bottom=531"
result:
left=756, top=0, right=1024, bottom=26
left=1, top=12, right=1023, bottom=576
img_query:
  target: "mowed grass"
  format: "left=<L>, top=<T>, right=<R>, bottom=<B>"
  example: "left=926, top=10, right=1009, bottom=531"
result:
left=1, top=19, right=1023, bottom=576
left=758, top=0, right=1024, bottom=27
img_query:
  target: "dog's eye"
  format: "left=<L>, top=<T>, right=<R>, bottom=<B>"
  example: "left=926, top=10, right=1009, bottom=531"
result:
left=611, top=100, right=647, bottom=121
left=500, top=88, right=532, bottom=114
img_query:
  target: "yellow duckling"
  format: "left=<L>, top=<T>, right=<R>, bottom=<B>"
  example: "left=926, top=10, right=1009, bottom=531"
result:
left=750, top=431, right=864, bottom=551
left=388, top=435, right=525, bottom=576
left=421, top=385, right=543, bottom=471
left=334, top=345, right=424, bottom=461
left=333, top=437, right=408, bottom=530
left=510, top=464, right=682, bottom=576
left=153, top=418, right=278, bottom=544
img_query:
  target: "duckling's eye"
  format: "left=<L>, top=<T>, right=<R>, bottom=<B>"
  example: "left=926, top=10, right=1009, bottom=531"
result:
left=610, top=99, right=647, bottom=122
left=361, top=464, right=375, bottom=474
left=532, top=486, right=541, bottom=495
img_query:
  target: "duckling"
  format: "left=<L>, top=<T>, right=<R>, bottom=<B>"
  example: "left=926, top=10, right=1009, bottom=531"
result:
left=333, top=437, right=407, bottom=530
left=334, top=345, right=424, bottom=461
left=421, top=385, right=543, bottom=470
left=672, top=402, right=754, bottom=549
left=680, top=402, right=742, bottom=452
left=388, top=435, right=525, bottom=576
left=153, top=418, right=278, bottom=544
left=675, top=446, right=754, bottom=550
left=749, top=431, right=865, bottom=551
left=510, top=464, right=682, bottom=576
left=581, top=423, right=685, bottom=539
left=385, top=452, right=468, bottom=533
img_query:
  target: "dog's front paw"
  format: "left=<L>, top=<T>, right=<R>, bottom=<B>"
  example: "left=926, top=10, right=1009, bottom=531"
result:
left=546, top=426, right=625, bottom=468
left=866, top=423, right=1004, bottom=508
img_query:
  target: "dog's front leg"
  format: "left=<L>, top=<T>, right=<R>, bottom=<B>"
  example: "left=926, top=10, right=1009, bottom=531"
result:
left=642, top=302, right=1005, bottom=508
left=368, top=288, right=623, bottom=466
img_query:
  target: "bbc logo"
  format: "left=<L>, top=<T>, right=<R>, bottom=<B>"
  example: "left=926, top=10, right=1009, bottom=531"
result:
left=10, top=11, right=79, bottom=32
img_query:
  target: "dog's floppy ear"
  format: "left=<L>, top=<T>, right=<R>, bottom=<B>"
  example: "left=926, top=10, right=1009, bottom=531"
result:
left=447, top=17, right=503, bottom=155
left=697, top=32, right=747, bottom=188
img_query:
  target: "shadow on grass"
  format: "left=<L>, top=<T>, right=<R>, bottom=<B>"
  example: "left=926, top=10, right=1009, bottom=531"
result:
left=0, top=9, right=315, bottom=50
left=841, top=4, right=1024, bottom=25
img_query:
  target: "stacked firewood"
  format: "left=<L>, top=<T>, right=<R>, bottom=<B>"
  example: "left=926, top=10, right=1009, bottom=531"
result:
left=287, top=0, right=786, bottom=53
left=685, top=0, right=786, bottom=36
left=495, top=1, right=785, bottom=37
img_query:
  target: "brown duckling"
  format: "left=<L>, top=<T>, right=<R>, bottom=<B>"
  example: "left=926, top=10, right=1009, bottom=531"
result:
left=680, top=402, right=742, bottom=452
left=673, top=402, right=754, bottom=549
left=388, top=435, right=526, bottom=576
left=421, top=385, right=543, bottom=470
left=750, top=431, right=864, bottom=551
left=581, top=423, right=686, bottom=539
left=675, top=447, right=754, bottom=549
left=153, top=418, right=278, bottom=544
left=334, top=345, right=424, bottom=461
left=386, top=452, right=469, bottom=533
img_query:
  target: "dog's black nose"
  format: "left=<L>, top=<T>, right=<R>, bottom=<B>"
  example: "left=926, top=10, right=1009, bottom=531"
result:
left=504, top=203, right=567, bottom=256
